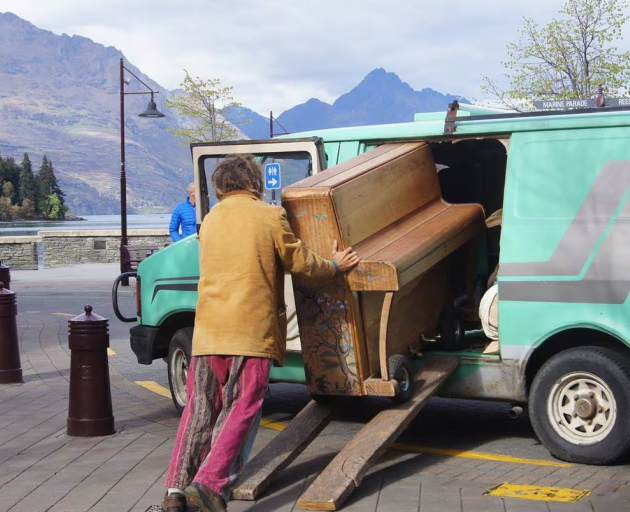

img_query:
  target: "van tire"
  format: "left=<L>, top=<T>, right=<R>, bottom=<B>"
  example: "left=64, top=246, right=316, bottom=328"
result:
left=389, top=355, right=414, bottom=404
left=438, top=308, right=466, bottom=351
left=529, top=346, right=630, bottom=465
left=167, top=327, right=193, bottom=415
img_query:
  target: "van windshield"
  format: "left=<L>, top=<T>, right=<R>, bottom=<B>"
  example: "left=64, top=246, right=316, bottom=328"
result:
left=201, top=151, right=312, bottom=207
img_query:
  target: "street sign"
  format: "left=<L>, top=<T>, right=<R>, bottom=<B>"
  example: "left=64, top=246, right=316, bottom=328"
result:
left=533, top=97, right=630, bottom=110
left=265, top=163, right=281, bottom=190
left=533, top=99, right=594, bottom=109
left=607, top=97, right=630, bottom=107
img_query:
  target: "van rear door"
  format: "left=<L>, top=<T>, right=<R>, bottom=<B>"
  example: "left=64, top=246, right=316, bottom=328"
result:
left=190, top=137, right=326, bottom=222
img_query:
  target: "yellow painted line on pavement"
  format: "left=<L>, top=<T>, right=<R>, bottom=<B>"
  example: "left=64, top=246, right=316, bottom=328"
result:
left=135, top=381, right=172, bottom=398
left=260, top=418, right=289, bottom=431
left=107, top=348, right=116, bottom=356
left=135, top=386, right=570, bottom=469
left=485, top=483, right=590, bottom=502
left=52, top=312, right=74, bottom=317
left=393, top=442, right=571, bottom=467
left=259, top=419, right=571, bottom=468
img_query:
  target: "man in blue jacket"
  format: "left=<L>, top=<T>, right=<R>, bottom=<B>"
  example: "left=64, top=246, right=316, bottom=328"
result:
left=169, top=182, right=197, bottom=242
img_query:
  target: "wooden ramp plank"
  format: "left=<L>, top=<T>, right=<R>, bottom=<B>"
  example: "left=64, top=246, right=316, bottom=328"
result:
left=297, top=356, right=459, bottom=511
left=231, top=399, right=335, bottom=501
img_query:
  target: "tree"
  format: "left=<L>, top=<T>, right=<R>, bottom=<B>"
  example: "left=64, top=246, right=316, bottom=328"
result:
left=19, top=153, right=37, bottom=209
left=0, top=178, right=17, bottom=221
left=36, top=155, right=67, bottom=220
left=40, top=194, right=65, bottom=220
left=0, top=197, right=16, bottom=222
left=0, top=155, right=19, bottom=204
left=2, top=181, right=14, bottom=200
left=18, top=198, right=36, bottom=219
left=481, top=0, right=630, bottom=110
left=165, top=70, right=251, bottom=145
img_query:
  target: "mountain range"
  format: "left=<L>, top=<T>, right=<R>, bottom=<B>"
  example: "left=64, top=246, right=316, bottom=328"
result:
left=0, top=12, right=467, bottom=215
left=231, top=69, right=466, bottom=139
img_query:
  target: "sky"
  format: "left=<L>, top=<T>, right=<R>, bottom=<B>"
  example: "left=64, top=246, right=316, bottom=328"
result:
left=1, top=0, right=629, bottom=114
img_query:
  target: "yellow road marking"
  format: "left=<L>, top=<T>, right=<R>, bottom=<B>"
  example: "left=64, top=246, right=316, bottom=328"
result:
left=485, top=483, right=590, bottom=502
left=259, top=419, right=570, bottom=468
left=52, top=312, right=74, bottom=317
left=135, top=387, right=570, bottom=469
left=107, top=348, right=116, bottom=356
left=260, top=418, right=289, bottom=431
left=135, top=381, right=172, bottom=398
left=393, top=442, right=571, bottom=467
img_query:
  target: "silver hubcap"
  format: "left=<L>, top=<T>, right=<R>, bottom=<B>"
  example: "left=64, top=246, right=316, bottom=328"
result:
left=547, top=371, right=617, bottom=445
left=171, top=348, right=188, bottom=407
left=397, top=367, right=410, bottom=393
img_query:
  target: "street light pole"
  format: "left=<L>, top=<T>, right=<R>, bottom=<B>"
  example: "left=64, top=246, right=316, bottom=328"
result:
left=119, top=58, right=165, bottom=285
left=120, top=58, right=128, bottom=249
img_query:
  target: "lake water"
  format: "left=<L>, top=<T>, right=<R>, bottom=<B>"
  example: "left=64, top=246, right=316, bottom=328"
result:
left=0, top=214, right=171, bottom=237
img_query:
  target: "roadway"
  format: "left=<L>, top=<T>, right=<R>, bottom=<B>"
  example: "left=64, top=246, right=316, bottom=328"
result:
left=9, top=263, right=630, bottom=511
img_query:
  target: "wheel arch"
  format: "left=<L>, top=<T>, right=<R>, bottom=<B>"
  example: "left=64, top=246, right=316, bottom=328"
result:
left=151, top=311, right=196, bottom=360
left=161, top=311, right=195, bottom=332
left=525, top=327, right=630, bottom=393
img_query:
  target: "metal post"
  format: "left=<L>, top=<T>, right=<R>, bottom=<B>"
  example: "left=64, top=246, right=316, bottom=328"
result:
left=270, top=110, right=273, bottom=138
left=0, top=261, right=10, bottom=290
left=120, top=58, right=129, bottom=286
left=67, top=305, right=114, bottom=437
left=117, top=59, right=163, bottom=288
left=0, top=282, right=22, bottom=384
left=595, top=84, right=606, bottom=108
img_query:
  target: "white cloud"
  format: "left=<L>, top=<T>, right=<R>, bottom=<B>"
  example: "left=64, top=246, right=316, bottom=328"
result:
left=2, top=0, right=629, bottom=113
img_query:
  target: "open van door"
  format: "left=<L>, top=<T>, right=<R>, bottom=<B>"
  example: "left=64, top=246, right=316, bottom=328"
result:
left=191, top=137, right=327, bottom=222
left=190, top=137, right=327, bottom=353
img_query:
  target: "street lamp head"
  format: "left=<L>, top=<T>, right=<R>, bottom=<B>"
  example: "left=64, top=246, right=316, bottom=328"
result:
left=139, top=94, right=165, bottom=118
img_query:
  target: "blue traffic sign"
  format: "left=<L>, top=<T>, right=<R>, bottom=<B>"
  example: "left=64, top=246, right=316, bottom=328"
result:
left=265, top=163, right=281, bottom=190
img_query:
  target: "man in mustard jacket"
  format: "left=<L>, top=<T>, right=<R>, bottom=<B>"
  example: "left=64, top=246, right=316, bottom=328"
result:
left=163, top=155, right=360, bottom=512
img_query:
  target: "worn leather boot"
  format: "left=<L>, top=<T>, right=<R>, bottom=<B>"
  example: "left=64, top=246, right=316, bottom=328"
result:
left=161, top=491, right=186, bottom=512
left=184, top=482, right=227, bottom=512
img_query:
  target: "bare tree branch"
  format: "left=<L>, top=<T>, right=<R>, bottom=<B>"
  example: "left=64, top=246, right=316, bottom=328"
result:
left=481, top=0, right=630, bottom=109
left=165, top=70, right=249, bottom=146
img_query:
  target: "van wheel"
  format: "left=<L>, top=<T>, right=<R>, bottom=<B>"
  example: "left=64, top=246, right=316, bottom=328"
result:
left=168, top=327, right=193, bottom=415
left=529, top=346, right=630, bottom=465
left=389, top=355, right=414, bottom=404
left=438, top=307, right=466, bottom=351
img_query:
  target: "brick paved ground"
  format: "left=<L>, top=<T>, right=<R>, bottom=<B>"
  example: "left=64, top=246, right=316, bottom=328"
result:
left=1, top=265, right=629, bottom=511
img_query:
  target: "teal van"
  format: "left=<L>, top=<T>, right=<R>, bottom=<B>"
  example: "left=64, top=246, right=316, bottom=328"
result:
left=114, top=102, right=630, bottom=465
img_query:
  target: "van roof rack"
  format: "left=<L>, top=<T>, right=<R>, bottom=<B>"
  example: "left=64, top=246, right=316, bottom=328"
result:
left=442, top=96, right=630, bottom=135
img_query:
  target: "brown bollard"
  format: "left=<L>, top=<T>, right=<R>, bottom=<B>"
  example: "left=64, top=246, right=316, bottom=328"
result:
left=67, top=305, right=114, bottom=437
left=0, top=261, right=10, bottom=290
left=0, top=282, right=22, bottom=384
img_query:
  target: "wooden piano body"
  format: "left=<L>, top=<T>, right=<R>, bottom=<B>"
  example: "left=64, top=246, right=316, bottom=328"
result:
left=282, top=142, right=485, bottom=399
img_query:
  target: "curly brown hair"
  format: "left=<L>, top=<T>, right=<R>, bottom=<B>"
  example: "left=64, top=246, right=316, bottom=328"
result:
left=211, top=155, right=264, bottom=200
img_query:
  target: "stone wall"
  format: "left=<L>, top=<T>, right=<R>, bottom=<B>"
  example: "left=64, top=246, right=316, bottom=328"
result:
left=40, top=230, right=170, bottom=268
left=0, top=229, right=170, bottom=270
left=0, top=236, right=39, bottom=270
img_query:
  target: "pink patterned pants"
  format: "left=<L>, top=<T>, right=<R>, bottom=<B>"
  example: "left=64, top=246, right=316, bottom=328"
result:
left=165, top=355, right=270, bottom=499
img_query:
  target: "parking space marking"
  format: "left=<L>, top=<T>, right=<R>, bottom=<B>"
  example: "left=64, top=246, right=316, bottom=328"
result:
left=135, top=380, right=171, bottom=398
left=52, top=312, right=74, bottom=317
left=138, top=384, right=570, bottom=469
left=485, top=483, right=590, bottom=502
left=393, top=442, right=571, bottom=467
left=107, top=348, right=116, bottom=356
left=261, top=419, right=570, bottom=468
left=260, top=418, right=288, bottom=431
